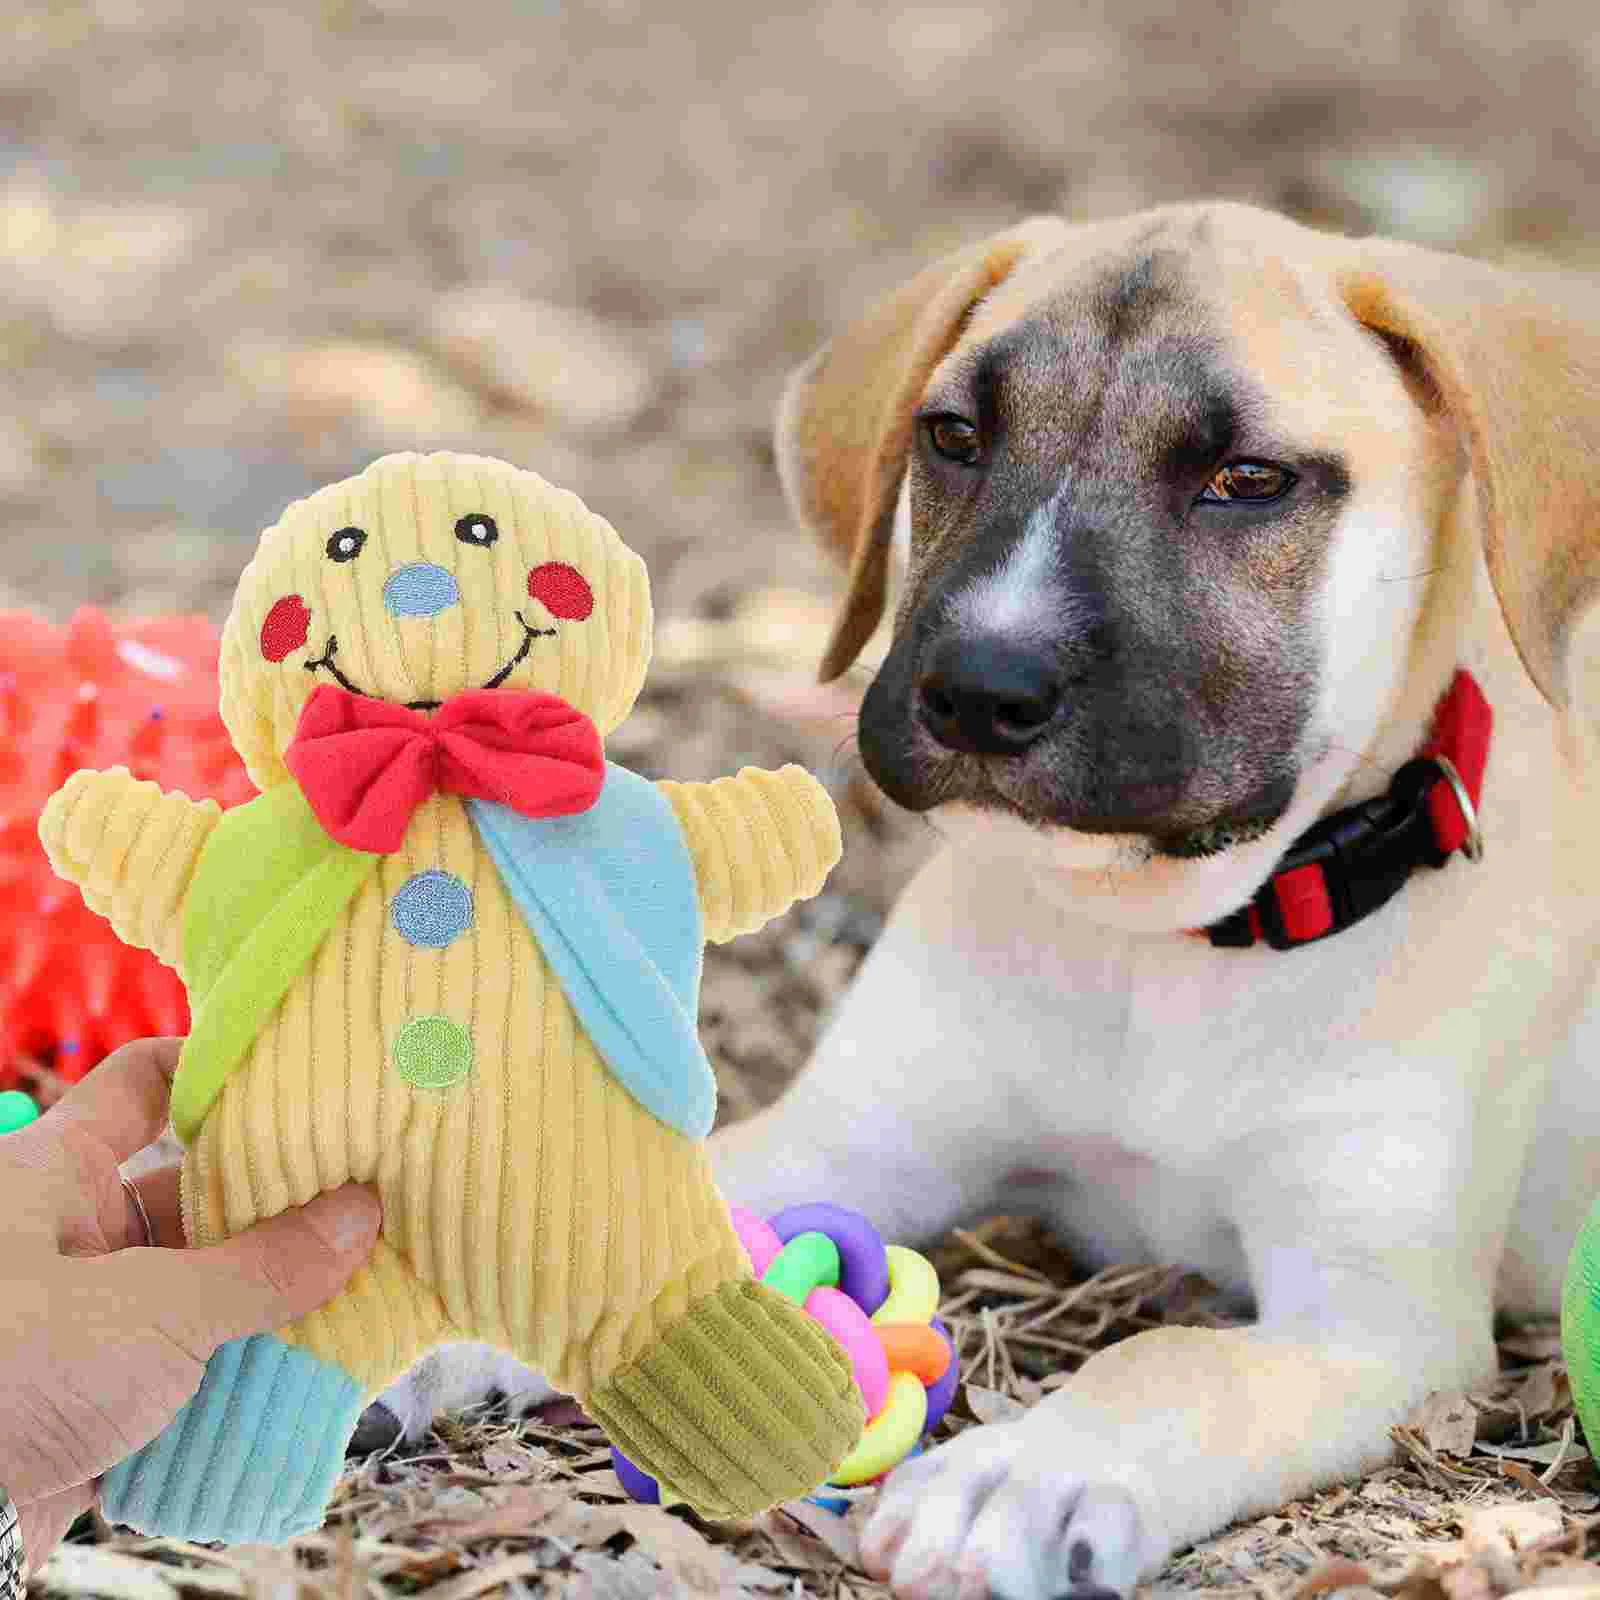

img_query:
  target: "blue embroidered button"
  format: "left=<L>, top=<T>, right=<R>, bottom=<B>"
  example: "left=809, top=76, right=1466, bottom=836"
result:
left=391, top=870, right=474, bottom=947
left=384, top=562, right=460, bottom=618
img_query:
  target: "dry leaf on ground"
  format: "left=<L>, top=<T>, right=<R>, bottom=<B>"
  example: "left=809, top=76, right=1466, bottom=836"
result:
left=1411, top=1392, right=1480, bottom=1457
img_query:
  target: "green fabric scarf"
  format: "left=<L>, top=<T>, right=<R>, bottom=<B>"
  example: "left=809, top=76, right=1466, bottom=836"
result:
left=172, top=784, right=377, bottom=1145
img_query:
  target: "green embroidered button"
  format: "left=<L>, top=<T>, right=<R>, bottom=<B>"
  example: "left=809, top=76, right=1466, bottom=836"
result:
left=393, top=1015, right=474, bottom=1090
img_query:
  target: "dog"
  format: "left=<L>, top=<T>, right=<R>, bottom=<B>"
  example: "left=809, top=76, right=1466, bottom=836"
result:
left=370, top=201, right=1600, bottom=1597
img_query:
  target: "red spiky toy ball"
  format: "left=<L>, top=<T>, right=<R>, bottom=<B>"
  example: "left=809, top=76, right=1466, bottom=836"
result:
left=0, top=607, right=255, bottom=1090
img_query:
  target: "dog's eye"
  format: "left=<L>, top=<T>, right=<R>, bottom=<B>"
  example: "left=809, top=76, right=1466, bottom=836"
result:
left=456, top=513, right=498, bottom=548
left=326, top=527, right=367, bottom=562
left=925, top=415, right=983, bottom=466
left=1199, top=463, right=1296, bottom=504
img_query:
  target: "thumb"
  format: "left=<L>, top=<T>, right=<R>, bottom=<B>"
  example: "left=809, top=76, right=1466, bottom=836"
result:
left=162, top=1184, right=382, bottom=1351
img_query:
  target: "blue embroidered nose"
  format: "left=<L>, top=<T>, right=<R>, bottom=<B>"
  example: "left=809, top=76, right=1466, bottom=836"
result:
left=384, top=563, right=459, bottom=618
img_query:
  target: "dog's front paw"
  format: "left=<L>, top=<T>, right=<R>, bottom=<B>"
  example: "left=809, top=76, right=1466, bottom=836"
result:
left=859, top=1418, right=1155, bottom=1600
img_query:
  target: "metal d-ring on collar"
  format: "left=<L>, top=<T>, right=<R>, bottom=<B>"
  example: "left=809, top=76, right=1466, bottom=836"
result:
left=1202, top=751, right=1487, bottom=950
left=1431, top=753, right=1485, bottom=863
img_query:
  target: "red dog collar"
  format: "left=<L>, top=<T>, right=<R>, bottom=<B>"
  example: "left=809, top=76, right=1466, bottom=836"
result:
left=1200, top=670, right=1490, bottom=952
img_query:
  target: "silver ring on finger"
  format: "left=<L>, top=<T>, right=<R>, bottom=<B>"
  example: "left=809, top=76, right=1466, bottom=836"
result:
left=121, top=1174, right=155, bottom=1249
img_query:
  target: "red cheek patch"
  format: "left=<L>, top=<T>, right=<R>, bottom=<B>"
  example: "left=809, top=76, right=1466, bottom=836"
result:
left=528, top=563, right=594, bottom=620
left=260, top=595, right=311, bottom=661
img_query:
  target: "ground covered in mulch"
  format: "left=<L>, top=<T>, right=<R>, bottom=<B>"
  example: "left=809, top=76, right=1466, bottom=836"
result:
left=41, top=1219, right=1600, bottom=1599
left=9, top=0, right=1600, bottom=1594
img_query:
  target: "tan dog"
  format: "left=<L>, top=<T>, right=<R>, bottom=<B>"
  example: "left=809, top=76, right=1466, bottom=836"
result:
left=375, top=203, right=1600, bottom=1596
left=710, top=202, right=1600, bottom=1595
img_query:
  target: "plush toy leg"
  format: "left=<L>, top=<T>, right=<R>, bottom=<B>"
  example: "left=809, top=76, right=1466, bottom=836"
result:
left=586, top=1278, right=865, bottom=1520
left=99, top=1333, right=364, bottom=1544
left=99, top=1234, right=456, bottom=1544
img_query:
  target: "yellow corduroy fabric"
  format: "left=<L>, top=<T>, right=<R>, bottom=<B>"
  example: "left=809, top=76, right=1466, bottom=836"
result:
left=41, top=767, right=220, bottom=972
left=38, top=452, right=862, bottom=1517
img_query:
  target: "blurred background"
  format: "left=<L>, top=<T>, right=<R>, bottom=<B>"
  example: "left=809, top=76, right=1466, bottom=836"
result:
left=4, top=0, right=1600, bottom=1114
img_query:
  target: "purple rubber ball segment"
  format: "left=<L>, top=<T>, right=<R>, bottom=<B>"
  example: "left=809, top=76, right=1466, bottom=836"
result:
left=768, top=1202, right=890, bottom=1315
left=611, top=1447, right=660, bottom=1503
left=922, top=1319, right=958, bottom=1433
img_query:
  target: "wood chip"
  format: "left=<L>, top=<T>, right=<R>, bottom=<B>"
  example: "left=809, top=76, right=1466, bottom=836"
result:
left=1496, top=1459, right=1578, bottom=1503
left=1289, top=1556, right=1375, bottom=1597
left=1511, top=1364, right=1568, bottom=1421
left=479, top=1442, right=545, bottom=1477
left=774, top=1500, right=860, bottom=1568
left=1411, top=1392, right=1480, bottom=1457
left=1391, top=1425, right=1482, bottom=1487
left=614, top=1507, right=741, bottom=1596
left=414, top=1555, right=546, bottom=1600
left=759, top=1527, right=837, bottom=1573
left=417, top=1486, right=575, bottom=1544
left=730, top=1560, right=796, bottom=1592
left=567, top=1548, right=670, bottom=1600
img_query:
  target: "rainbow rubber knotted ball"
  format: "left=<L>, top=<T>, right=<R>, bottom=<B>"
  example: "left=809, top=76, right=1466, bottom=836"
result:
left=611, top=1202, right=957, bottom=1504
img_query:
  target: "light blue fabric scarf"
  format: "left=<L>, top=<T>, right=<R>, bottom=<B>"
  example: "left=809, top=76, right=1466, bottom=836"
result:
left=467, top=763, right=716, bottom=1139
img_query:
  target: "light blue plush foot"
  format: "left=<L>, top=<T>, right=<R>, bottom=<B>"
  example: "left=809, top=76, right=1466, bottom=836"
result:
left=100, top=1333, right=365, bottom=1544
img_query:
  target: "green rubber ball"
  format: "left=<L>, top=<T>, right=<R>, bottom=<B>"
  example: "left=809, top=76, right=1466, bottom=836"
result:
left=1561, top=1193, right=1600, bottom=1452
left=0, top=1089, right=40, bottom=1134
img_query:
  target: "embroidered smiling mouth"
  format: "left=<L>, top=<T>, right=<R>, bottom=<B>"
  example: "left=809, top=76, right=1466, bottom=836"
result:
left=304, top=610, right=557, bottom=710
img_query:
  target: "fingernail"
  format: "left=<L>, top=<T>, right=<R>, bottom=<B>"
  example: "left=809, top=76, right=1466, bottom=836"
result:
left=303, top=1184, right=381, bottom=1254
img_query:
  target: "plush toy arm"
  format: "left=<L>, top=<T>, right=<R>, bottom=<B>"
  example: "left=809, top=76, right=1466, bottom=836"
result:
left=658, top=765, right=843, bottom=944
left=38, top=767, right=222, bottom=972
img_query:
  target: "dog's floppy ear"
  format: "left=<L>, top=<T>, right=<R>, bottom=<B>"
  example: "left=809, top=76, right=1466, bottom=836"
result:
left=777, top=217, right=1074, bottom=681
left=1336, top=238, right=1600, bottom=712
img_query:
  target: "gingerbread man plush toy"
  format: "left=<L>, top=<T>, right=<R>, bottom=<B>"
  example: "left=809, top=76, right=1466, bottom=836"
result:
left=40, top=451, right=863, bottom=1544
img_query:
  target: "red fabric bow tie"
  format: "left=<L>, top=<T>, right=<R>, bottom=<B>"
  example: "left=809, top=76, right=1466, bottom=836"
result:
left=283, top=684, right=605, bottom=854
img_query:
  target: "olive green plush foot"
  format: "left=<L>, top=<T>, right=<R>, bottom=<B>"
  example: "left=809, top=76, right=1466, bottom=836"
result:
left=588, top=1279, right=865, bottom=1519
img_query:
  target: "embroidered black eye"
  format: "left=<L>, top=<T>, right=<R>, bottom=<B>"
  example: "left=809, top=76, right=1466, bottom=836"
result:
left=925, top=415, right=983, bottom=466
left=326, top=527, right=367, bottom=562
left=456, top=513, right=498, bottom=548
left=1198, top=462, right=1296, bottom=504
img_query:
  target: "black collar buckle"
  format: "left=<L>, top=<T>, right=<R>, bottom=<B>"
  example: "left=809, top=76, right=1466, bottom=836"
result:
left=1206, top=757, right=1458, bottom=952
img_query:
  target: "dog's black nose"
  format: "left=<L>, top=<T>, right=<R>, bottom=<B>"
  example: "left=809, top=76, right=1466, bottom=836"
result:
left=917, top=636, right=1062, bottom=754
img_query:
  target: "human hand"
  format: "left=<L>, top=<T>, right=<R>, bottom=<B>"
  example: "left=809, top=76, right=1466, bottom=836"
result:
left=0, top=1039, right=381, bottom=1577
